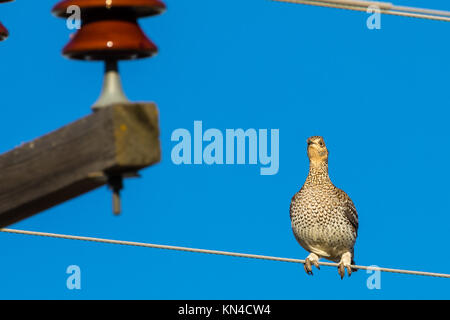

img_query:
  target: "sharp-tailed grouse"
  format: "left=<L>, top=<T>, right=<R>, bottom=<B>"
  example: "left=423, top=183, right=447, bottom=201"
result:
left=290, top=136, right=358, bottom=279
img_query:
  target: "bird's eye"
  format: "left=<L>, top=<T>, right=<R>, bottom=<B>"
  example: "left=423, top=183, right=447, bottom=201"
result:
left=319, top=141, right=324, bottom=146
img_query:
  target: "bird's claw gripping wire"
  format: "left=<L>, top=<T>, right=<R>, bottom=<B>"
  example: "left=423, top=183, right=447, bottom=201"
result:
left=304, top=255, right=320, bottom=276
left=338, top=263, right=352, bottom=279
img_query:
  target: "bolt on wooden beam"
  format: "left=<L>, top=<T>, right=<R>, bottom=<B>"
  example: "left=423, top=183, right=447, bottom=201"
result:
left=0, top=103, right=161, bottom=227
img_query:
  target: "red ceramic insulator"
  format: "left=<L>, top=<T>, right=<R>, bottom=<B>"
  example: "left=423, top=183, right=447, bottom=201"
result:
left=51, top=0, right=166, bottom=108
left=0, top=21, right=8, bottom=41
left=52, top=0, right=166, bottom=18
left=63, top=19, right=158, bottom=60
left=0, top=0, right=13, bottom=41
left=52, top=0, right=165, bottom=60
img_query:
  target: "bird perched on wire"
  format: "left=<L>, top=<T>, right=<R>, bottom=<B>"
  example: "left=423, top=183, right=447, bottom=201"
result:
left=290, top=136, right=358, bottom=279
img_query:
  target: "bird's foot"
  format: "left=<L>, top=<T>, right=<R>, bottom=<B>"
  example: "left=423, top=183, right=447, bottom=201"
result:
left=337, top=252, right=353, bottom=279
left=304, top=253, right=320, bottom=276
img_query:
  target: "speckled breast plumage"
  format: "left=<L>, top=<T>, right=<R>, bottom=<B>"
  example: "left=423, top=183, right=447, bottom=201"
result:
left=290, top=182, right=357, bottom=263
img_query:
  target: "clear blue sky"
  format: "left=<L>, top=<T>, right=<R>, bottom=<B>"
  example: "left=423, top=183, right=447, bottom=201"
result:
left=0, top=0, right=449, bottom=299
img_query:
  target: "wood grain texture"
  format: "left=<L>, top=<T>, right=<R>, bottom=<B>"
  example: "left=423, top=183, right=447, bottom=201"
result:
left=0, top=103, right=161, bottom=227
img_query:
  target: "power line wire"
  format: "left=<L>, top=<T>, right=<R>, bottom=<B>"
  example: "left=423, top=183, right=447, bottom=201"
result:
left=1, top=228, right=449, bottom=279
left=272, top=0, right=450, bottom=22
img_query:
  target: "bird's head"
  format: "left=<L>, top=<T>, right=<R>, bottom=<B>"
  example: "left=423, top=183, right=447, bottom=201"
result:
left=307, top=136, right=328, bottom=163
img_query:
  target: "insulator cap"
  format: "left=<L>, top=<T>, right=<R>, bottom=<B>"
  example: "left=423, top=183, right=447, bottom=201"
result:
left=52, top=0, right=166, bottom=18
left=0, top=21, right=8, bottom=41
left=63, top=19, right=157, bottom=60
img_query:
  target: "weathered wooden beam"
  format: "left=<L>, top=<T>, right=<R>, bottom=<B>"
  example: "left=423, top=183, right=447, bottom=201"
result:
left=0, top=103, right=161, bottom=227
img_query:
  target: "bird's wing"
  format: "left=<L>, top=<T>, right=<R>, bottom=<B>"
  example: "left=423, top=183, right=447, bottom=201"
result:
left=289, top=194, right=296, bottom=220
left=343, top=198, right=359, bottom=235
left=335, top=188, right=359, bottom=234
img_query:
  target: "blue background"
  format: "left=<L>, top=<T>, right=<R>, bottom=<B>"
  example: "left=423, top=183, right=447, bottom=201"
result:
left=0, top=0, right=449, bottom=299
